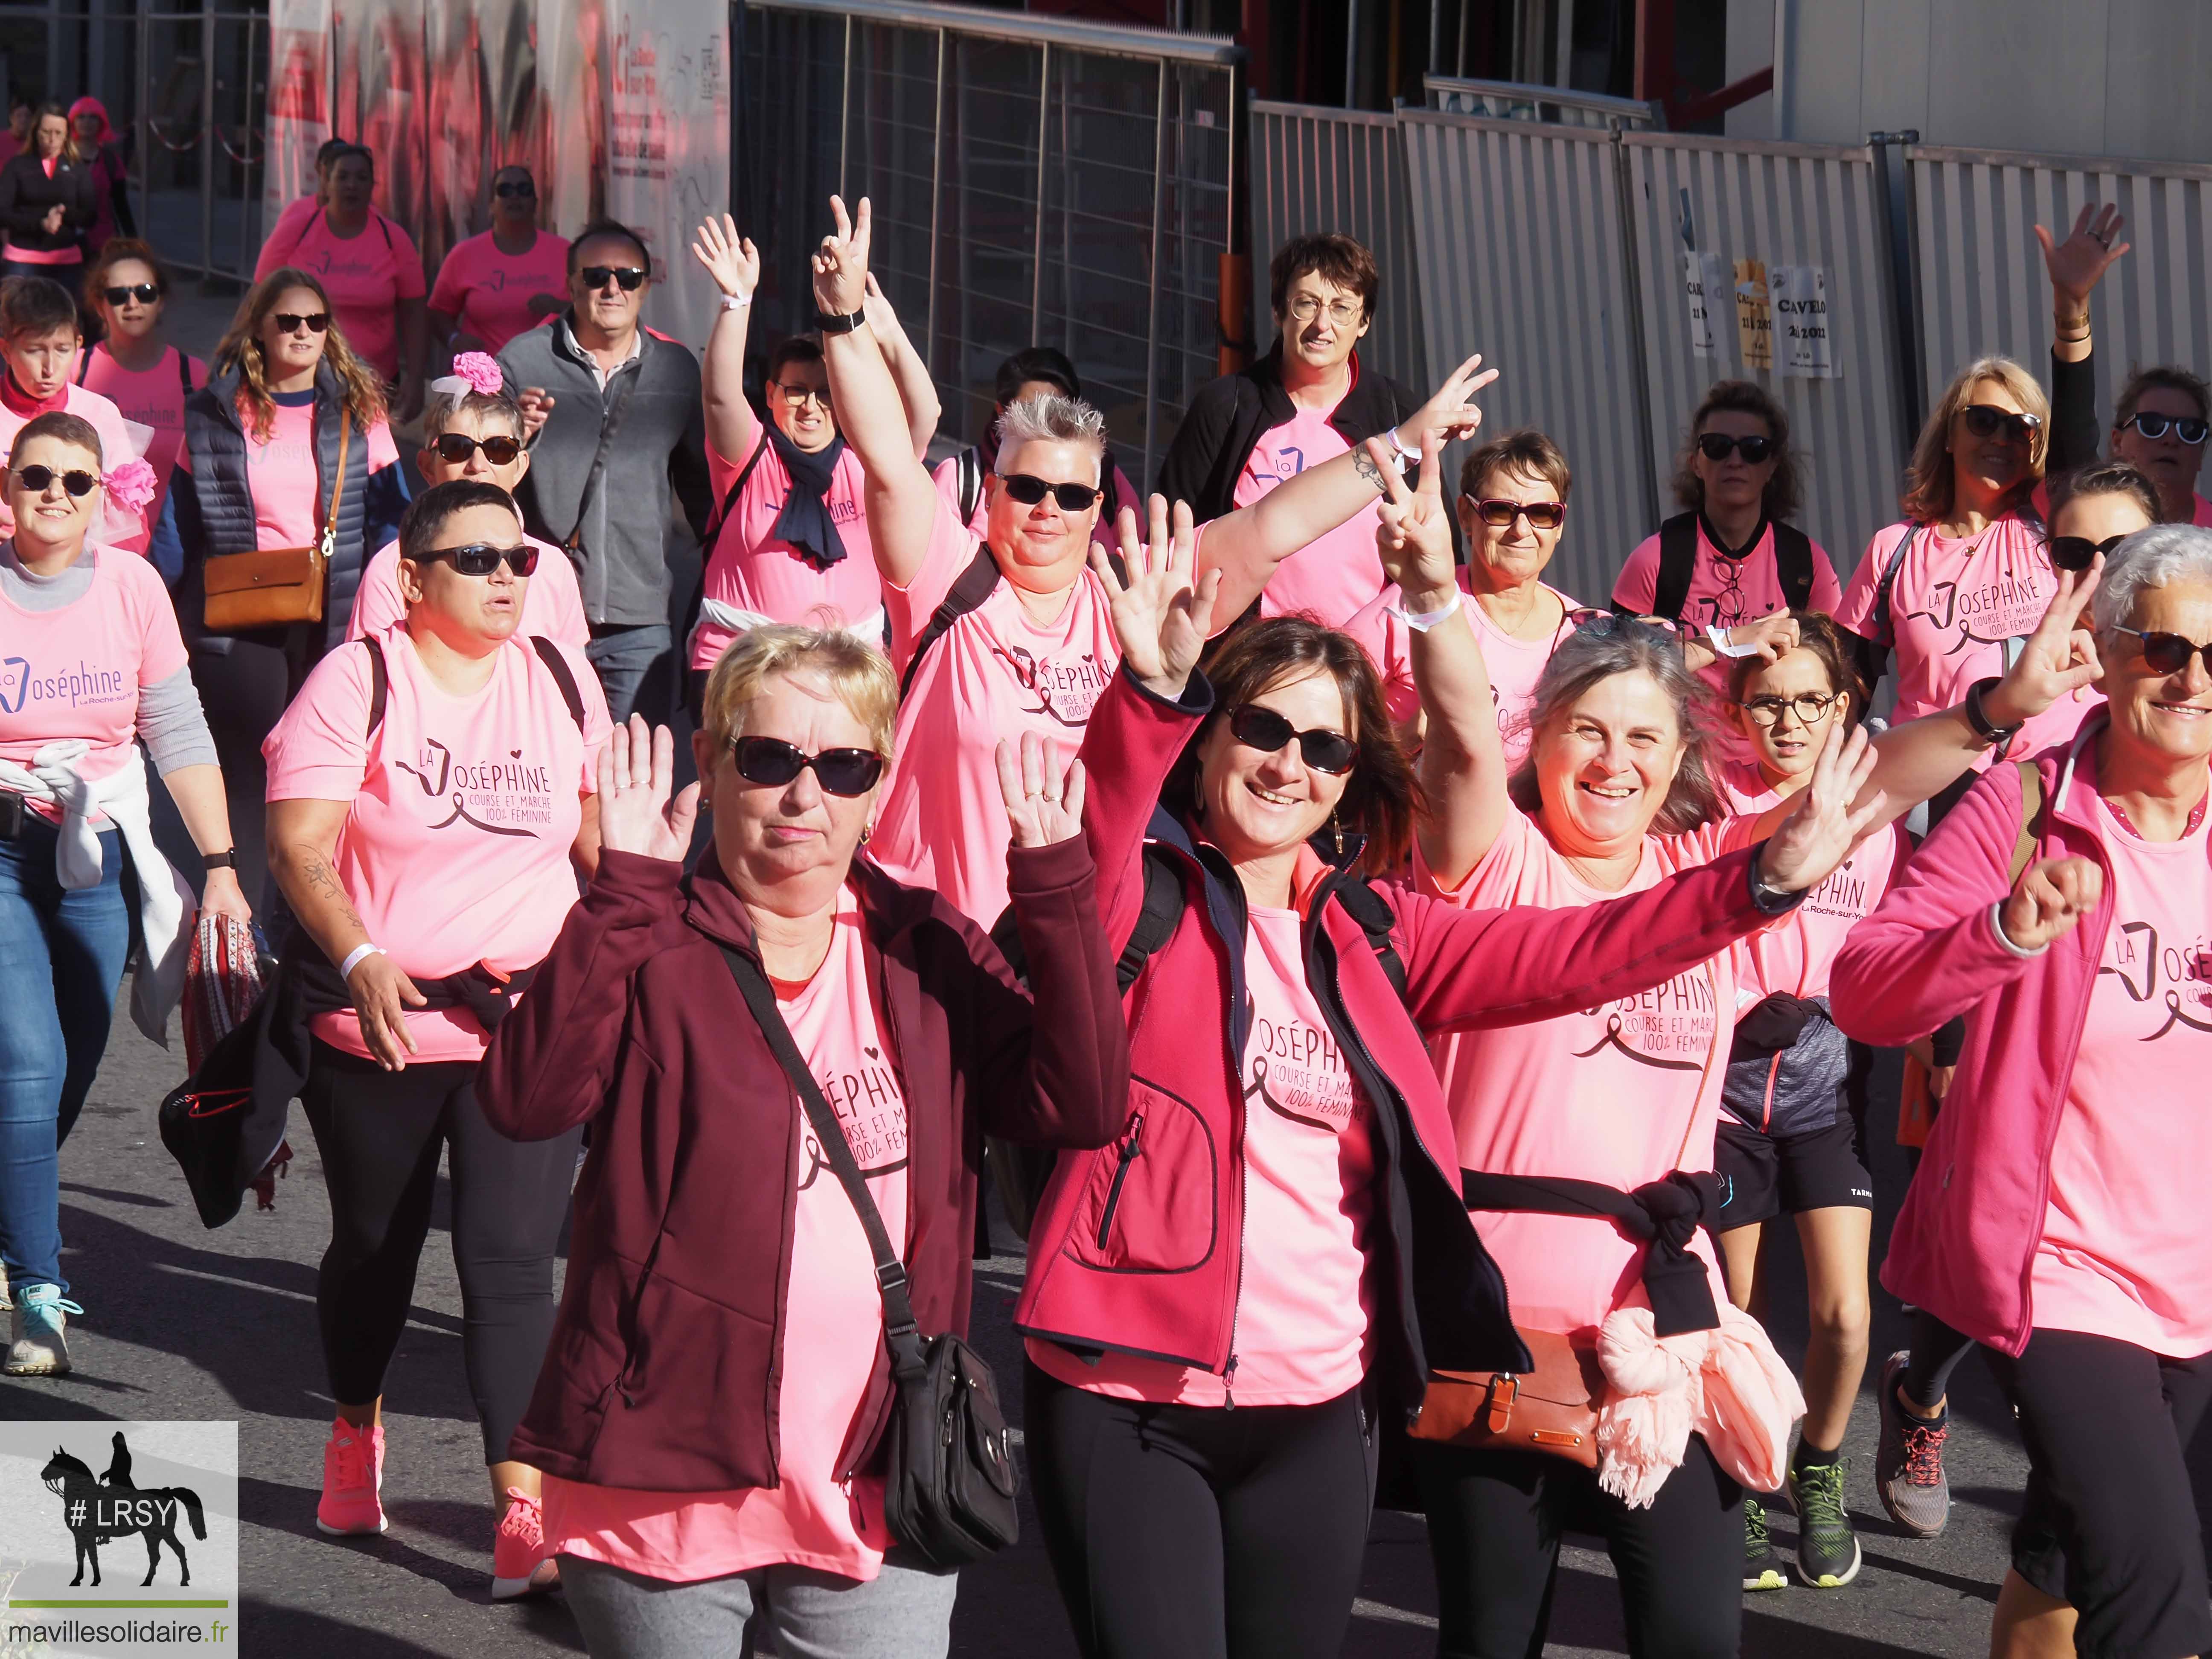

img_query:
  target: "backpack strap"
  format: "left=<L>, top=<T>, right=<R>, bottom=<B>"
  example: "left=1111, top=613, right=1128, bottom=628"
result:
left=361, top=635, right=388, bottom=737
left=898, top=544, right=1007, bottom=700
left=708, top=429, right=772, bottom=541
left=1651, top=513, right=1700, bottom=621
left=529, top=635, right=587, bottom=732
left=1330, top=873, right=1410, bottom=1002
left=1772, top=521, right=1817, bottom=612
left=2008, top=760, right=2047, bottom=887
left=1869, top=525, right=1923, bottom=650
left=178, top=346, right=194, bottom=397
left=74, top=345, right=91, bottom=387
left=955, top=447, right=984, bottom=527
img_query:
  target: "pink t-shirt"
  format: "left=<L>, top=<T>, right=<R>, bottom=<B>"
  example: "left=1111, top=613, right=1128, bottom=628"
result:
left=1235, top=402, right=1391, bottom=656
left=2195, top=493, right=2212, bottom=528
left=427, top=229, right=572, bottom=355
left=76, top=344, right=206, bottom=538
left=1030, top=900, right=1376, bottom=1407
left=1720, top=811, right=1907, bottom=1006
left=1462, top=579, right=1578, bottom=767
left=263, top=194, right=318, bottom=254
left=545, top=883, right=911, bottom=1581
left=870, top=499, right=1121, bottom=927
left=1420, top=809, right=1737, bottom=1335
left=1715, top=760, right=1787, bottom=816
left=2031, top=785, right=2212, bottom=1357
left=0, top=384, right=147, bottom=553
left=1836, top=513, right=2075, bottom=768
left=1612, top=519, right=1842, bottom=628
left=256, top=210, right=426, bottom=380
left=690, top=437, right=884, bottom=670
left=929, top=452, right=1140, bottom=552
left=262, top=627, right=609, bottom=1063
left=173, top=398, right=400, bottom=552
left=347, top=533, right=588, bottom=650
left=0, top=544, right=186, bottom=820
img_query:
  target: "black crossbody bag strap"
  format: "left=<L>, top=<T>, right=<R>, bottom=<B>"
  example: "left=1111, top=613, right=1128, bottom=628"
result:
left=718, top=944, right=928, bottom=1378
left=564, top=349, right=647, bottom=553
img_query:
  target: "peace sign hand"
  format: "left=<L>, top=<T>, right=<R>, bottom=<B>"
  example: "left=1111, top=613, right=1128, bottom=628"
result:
left=1396, top=351, right=1501, bottom=451
left=1368, top=432, right=1457, bottom=611
left=1984, top=557, right=2105, bottom=728
left=2035, top=204, right=2130, bottom=316
left=1091, top=493, right=1219, bottom=699
left=1758, top=722, right=1889, bottom=893
left=692, top=212, right=760, bottom=300
left=997, top=731, right=1089, bottom=849
left=810, top=194, right=871, bottom=318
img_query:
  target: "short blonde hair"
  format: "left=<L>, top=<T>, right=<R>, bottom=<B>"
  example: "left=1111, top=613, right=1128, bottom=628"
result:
left=699, top=625, right=898, bottom=768
left=1901, top=355, right=2049, bottom=522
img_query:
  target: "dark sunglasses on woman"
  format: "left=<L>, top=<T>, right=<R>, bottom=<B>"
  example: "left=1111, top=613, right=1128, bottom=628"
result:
left=1000, top=473, right=1103, bottom=513
left=418, top=541, right=539, bottom=577
left=2049, top=532, right=2129, bottom=572
left=433, top=432, right=525, bottom=466
left=493, top=180, right=536, bottom=200
left=579, top=265, right=646, bottom=292
left=1960, top=404, right=2042, bottom=443
left=1695, top=432, right=1775, bottom=464
left=14, top=465, right=98, bottom=498
left=2128, top=630, right=2212, bottom=676
left=2124, top=411, right=2209, bottom=445
left=102, top=283, right=160, bottom=306
left=730, top=736, right=887, bottom=797
left=1228, top=704, right=1359, bottom=776
left=1470, top=497, right=1566, bottom=530
left=274, top=311, right=330, bottom=335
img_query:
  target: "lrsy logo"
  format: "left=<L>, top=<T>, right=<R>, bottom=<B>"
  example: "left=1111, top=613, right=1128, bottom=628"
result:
left=38, top=1431, right=208, bottom=1587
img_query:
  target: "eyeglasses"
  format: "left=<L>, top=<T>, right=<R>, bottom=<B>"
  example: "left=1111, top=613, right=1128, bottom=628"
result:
left=2127, top=630, right=2212, bottom=677
left=1695, top=432, right=1775, bottom=464
left=1959, top=404, right=2043, bottom=444
left=1284, top=294, right=1365, bottom=327
left=2049, top=531, right=2128, bottom=572
left=579, top=265, right=646, bottom=292
left=432, top=432, right=524, bottom=466
left=273, top=312, right=329, bottom=336
left=12, top=464, right=97, bottom=497
left=774, top=382, right=832, bottom=410
left=102, top=283, right=159, bottom=306
left=1228, top=704, right=1358, bottom=775
left=730, top=736, right=887, bottom=797
left=1471, top=497, right=1566, bottom=530
left=417, top=541, right=538, bottom=577
left=1000, top=472, right=1103, bottom=512
left=2124, top=411, right=2209, bottom=445
left=493, top=180, right=536, bottom=200
left=1741, top=691, right=1843, bottom=728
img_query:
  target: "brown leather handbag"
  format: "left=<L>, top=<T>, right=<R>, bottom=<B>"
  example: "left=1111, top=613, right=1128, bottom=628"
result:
left=1408, top=1330, right=1604, bottom=1468
left=201, top=407, right=350, bottom=634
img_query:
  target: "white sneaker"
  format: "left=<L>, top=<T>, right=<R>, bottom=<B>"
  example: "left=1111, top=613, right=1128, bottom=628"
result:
left=6, top=1285, right=82, bottom=1376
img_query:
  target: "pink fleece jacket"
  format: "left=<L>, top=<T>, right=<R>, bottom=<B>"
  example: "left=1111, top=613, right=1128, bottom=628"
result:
left=1830, top=710, right=2149, bottom=1356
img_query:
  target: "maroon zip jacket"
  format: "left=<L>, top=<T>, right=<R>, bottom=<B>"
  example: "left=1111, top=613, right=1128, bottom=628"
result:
left=478, top=838, right=1129, bottom=1491
left=1016, top=667, right=1804, bottom=1414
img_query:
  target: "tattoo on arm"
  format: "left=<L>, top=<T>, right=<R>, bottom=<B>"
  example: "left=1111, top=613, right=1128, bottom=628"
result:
left=294, top=848, right=367, bottom=937
left=1352, top=448, right=1388, bottom=494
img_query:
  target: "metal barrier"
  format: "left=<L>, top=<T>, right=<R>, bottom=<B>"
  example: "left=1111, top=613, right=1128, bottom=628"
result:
left=1425, top=75, right=1661, bottom=131
left=1247, top=99, right=1424, bottom=389
left=734, top=0, right=1242, bottom=489
left=137, top=9, right=268, bottom=282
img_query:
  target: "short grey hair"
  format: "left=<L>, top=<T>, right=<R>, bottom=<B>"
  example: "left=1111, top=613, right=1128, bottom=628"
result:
left=2096, top=524, right=2212, bottom=637
left=993, top=392, right=1106, bottom=483
left=422, top=385, right=524, bottom=445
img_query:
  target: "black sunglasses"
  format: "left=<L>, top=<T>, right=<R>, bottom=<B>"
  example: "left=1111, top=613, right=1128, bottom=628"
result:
left=1960, top=404, right=2042, bottom=443
left=418, top=541, right=538, bottom=577
left=579, top=265, right=646, bottom=292
left=2128, top=630, right=2212, bottom=677
left=273, top=311, right=329, bottom=335
left=1471, top=497, right=1566, bottom=530
left=731, top=735, right=886, bottom=797
left=102, top=283, right=160, bottom=306
left=999, top=472, right=1102, bottom=513
left=493, top=180, right=536, bottom=200
left=432, top=432, right=524, bottom=466
left=1228, top=704, right=1358, bottom=776
left=13, top=464, right=97, bottom=497
left=1696, top=432, right=1775, bottom=464
left=2125, top=411, right=2209, bottom=445
left=2049, top=532, right=2128, bottom=572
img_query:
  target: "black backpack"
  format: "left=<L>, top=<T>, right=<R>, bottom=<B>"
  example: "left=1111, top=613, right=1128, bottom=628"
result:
left=899, top=545, right=1128, bottom=702
left=1650, top=512, right=1819, bottom=622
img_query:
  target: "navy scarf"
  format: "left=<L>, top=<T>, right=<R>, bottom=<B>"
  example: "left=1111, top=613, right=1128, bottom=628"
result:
left=768, top=426, right=849, bottom=568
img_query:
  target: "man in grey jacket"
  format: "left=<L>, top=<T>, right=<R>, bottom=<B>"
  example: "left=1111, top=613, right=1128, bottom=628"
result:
left=499, top=219, right=713, bottom=722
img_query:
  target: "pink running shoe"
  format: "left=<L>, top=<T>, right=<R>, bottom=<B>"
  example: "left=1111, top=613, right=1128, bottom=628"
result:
left=491, top=1487, right=558, bottom=1600
left=316, top=1420, right=387, bottom=1536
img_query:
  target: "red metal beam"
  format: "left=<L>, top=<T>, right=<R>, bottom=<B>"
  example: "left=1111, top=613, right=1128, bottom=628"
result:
left=1634, top=0, right=1676, bottom=108
left=1668, top=64, right=1774, bottom=125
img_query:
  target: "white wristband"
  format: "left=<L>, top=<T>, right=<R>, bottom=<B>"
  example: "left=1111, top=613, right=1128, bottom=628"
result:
left=339, top=943, right=385, bottom=978
left=1388, top=590, right=1463, bottom=632
left=718, top=289, right=752, bottom=311
left=1706, top=624, right=1761, bottom=660
left=1388, top=428, right=1422, bottom=466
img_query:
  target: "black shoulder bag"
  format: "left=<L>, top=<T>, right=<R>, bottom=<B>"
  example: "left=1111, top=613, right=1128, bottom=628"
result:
left=718, top=944, right=1019, bottom=1569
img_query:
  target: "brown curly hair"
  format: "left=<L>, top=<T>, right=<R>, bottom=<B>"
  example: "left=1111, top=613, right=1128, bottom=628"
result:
left=1670, top=379, right=1804, bottom=522
left=214, top=268, right=386, bottom=443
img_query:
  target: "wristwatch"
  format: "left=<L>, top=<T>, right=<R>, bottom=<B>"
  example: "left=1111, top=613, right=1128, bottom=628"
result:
left=815, top=308, right=867, bottom=335
left=1964, top=675, right=2022, bottom=749
left=201, top=850, right=237, bottom=872
left=1747, top=852, right=1805, bottom=915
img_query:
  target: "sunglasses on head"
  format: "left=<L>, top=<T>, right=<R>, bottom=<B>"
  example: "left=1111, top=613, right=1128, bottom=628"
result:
left=1471, top=497, right=1566, bottom=530
left=273, top=311, right=329, bottom=335
left=1228, top=704, right=1358, bottom=776
left=418, top=541, right=538, bottom=577
left=1000, top=472, right=1103, bottom=513
left=2125, top=411, right=2209, bottom=445
left=1960, top=404, right=2042, bottom=443
left=493, top=180, right=536, bottom=200
left=730, top=735, right=886, bottom=797
left=2128, top=630, right=2212, bottom=677
left=13, top=464, right=97, bottom=497
left=1564, top=608, right=1690, bottom=652
left=579, top=265, right=646, bottom=292
left=102, top=283, right=159, bottom=306
left=432, top=432, right=524, bottom=466
left=2049, top=532, right=2128, bottom=572
left=1696, top=432, right=1775, bottom=464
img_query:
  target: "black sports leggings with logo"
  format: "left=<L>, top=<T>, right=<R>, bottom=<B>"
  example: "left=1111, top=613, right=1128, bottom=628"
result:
left=1024, top=1360, right=1378, bottom=1659
left=300, top=1041, right=580, bottom=1463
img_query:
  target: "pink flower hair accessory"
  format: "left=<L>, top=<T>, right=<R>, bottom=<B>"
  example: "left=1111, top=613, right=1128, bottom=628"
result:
left=450, top=352, right=505, bottom=397
left=103, top=458, right=157, bottom=515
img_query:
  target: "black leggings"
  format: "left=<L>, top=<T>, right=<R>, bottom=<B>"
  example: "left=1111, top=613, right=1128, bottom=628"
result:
left=1417, top=1435, right=1743, bottom=1658
left=1900, top=1307, right=1975, bottom=1411
left=300, top=1041, right=581, bottom=1463
left=1024, top=1359, right=1378, bottom=1659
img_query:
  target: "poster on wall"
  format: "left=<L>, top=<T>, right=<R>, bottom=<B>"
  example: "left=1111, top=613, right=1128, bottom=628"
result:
left=1733, top=258, right=1773, bottom=372
left=1682, top=250, right=1726, bottom=358
left=263, top=0, right=334, bottom=232
left=604, top=0, right=729, bottom=347
left=1770, top=265, right=1835, bottom=378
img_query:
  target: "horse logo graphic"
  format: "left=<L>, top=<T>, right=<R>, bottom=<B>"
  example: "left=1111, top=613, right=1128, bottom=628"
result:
left=40, top=1432, right=207, bottom=1587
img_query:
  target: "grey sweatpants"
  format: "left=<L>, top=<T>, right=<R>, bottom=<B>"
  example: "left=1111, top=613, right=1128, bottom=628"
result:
left=559, top=1553, right=958, bottom=1659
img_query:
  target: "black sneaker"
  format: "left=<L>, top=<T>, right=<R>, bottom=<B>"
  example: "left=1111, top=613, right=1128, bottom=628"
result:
left=1743, top=1496, right=1788, bottom=1592
left=1786, top=1457, right=1863, bottom=1587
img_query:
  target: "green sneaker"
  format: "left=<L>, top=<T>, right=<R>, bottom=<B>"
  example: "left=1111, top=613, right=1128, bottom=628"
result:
left=1743, top=1496, right=1788, bottom=1591
left=1786, top=1457, right=1863, bottom=1588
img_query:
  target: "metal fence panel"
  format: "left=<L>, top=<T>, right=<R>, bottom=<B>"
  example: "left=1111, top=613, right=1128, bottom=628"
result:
left=1397, top=108, right=1651, bottom=603
left=1909, top=146, right=2212, bottom=448
left=1247, top=100, right=1425, bottom=389
left=1424, top=75, right=1661, bottom=131
left=1624, top=134, right=1909, bottom=581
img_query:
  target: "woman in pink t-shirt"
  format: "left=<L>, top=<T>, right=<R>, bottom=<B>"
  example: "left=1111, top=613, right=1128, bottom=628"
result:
left=426, top=166, right=570, bottom=357
left=78, top=240, right=206, bottom=567
left=262, top=480, right=610, bottom=1598
left=1447, top=425, right=1579, bottom=764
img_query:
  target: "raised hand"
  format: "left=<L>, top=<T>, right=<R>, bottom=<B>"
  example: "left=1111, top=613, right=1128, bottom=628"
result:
left=597, top=716, right=702, bottom=863
left=1734, top=608, right=1802, bottom=664
left=1758, top=723, right=1889, bottom=893
left=2035, top=204, right=2130, bottom=316
left=810, top=194, right=871, bottom=319
left=1396, top=352, right=1501, bottom=450
left=2000, top=854, right=2102, bottom=950
left=692, top=212, right=761, bottom=299
left=1369, top=432, right=1457, bottom=607
left=1091, top=493, right=1218, bottom=698
left=997, top=730, right=1089, bottom=849
left=349, top=952, right=426, bottom=1072
left=1985, top=558, right=2104, bottom=726
left=515, top=385, right=555, bottom=439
